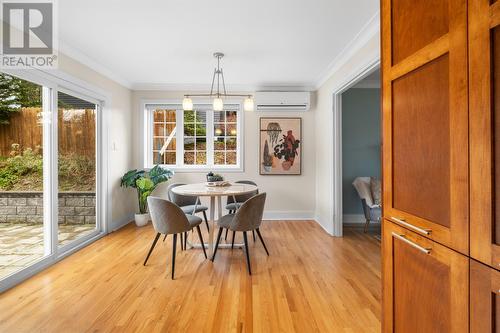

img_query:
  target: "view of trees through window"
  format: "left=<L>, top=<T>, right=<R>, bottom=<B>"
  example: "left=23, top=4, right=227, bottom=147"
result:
left=149, top=106, right=239, bottom=167
left=183, top=110, right=207, bottom=165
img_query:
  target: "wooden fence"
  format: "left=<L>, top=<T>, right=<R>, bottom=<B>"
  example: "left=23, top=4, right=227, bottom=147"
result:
left=0, top=107, right=96, bottom=158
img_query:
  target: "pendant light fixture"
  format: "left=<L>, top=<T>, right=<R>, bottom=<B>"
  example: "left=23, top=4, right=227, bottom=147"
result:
left=183, top=52, right=254, bottom=112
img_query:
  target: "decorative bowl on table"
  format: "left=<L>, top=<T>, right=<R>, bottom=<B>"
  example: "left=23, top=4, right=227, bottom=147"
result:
left=205, top=172, right=228, bottom=186
left=206, top=172, right=223, bottom=182
left=205, top=180, right=230, bottom=187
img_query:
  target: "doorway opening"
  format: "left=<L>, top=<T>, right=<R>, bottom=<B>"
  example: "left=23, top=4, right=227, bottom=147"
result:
left=340, top=70, right=381, bottom=237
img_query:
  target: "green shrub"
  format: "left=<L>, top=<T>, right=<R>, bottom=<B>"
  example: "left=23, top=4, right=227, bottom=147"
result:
left=0, top=144, right=95, bottom=191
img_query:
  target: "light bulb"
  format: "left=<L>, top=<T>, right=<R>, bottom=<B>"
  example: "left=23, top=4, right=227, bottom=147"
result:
left=243, top=97, right=254, bottom=111
left=182, top=97, right=193, bottom=111
left=213, top=97, right=224, bottom=111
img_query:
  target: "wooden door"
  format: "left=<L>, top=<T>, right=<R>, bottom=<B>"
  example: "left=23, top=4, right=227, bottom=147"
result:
left=382, top=219, right=468, bottom=333
left=381, top=0, right=469, bottom=254
left=470, top=260, right=500, bottom=332
left=469, top=0, right=500, bottom=269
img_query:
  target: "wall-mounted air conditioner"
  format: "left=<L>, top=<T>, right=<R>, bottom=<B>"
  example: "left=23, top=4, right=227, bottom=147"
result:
left=254, top=91, right=311, bottom=111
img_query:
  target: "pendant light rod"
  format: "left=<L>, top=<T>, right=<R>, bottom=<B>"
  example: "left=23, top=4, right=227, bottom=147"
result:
left=183, top=52, right=255, bottom=111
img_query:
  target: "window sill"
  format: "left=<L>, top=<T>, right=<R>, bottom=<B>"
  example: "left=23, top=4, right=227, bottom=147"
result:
left=148, top=165, right=244, bottom=173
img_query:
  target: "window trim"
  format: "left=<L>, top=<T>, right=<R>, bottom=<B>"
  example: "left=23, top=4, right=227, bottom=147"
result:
left=142, top=99, right=244, bottom=172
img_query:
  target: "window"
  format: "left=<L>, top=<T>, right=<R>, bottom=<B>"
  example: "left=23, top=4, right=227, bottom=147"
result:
left=213, top=111, right=238, bottom=165
left=145, top=103, right=242, bottom=170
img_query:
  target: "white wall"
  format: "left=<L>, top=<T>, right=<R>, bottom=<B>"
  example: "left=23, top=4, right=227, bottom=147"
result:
left=132, top=91, right=316, bottom=219
left=58, top=54, right=135, bottom=230
left=313, top=30, right=380, bottom=234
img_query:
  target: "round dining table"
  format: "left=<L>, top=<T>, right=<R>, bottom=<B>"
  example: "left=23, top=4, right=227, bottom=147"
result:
left=171, top=182, right=259, bottom=257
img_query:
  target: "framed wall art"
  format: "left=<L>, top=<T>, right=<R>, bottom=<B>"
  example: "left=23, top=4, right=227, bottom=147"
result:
left=259, top=117, right=301, bottom=175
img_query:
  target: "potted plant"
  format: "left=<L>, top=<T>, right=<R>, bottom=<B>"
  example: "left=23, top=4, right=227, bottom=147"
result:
left=273, top=130, right=300, bottom=171
left=120, top=165, right=173, bottom=226
left=262, top=140, right=273, bottom=172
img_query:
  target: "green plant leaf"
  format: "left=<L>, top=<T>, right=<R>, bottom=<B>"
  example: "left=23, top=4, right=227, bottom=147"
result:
left=121, top=169, right=145, bottom=188
left=148, top=165, right=173, bottom=186
left=136, top=177, right=154, bottom=191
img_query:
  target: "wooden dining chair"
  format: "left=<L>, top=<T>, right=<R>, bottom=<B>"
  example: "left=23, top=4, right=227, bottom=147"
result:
left=224, top=180, right=258, bottom=241
left=212, top=193, right=268, bottom=275
left=144, top=196, right=207, bottom=279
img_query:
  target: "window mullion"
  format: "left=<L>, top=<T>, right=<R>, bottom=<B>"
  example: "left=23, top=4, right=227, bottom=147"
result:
left=148, top=109, right=153, bottom=168
left=207, top=110, right=214, bottom=167
left=177, top=109, right=184, bottom=166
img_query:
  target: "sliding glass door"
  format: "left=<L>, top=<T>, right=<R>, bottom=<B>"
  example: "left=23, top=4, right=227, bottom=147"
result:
left=0, top=72, right=104, bottom=288
left=0, top=74, right=47, bottom=280
left=57, top=91, right=99, bottom=247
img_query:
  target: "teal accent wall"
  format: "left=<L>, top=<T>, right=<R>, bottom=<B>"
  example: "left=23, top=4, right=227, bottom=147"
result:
left=342, top=88, right=381, bottom=215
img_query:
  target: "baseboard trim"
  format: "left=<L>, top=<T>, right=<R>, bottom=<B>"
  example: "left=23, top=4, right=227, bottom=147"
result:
left=343, top=214, right=366, bottom=224
left=110, top=213, right=134, bottom=232
left=314, top=214, right=335, bottom=236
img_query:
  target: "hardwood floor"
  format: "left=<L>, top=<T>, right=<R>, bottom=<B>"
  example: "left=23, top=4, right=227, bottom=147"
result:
left=0, top=221, right=381, bottom=333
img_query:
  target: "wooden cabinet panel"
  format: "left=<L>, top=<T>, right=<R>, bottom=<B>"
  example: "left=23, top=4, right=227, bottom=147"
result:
left=470, top=260, right=500, bottom=332
left=392, top=0, right=449, bottom=64
left=392, top=55, right=450, bottom=227
left=382, top=219, right=468, bottom=333
left=469, top=0, right=500, bottom=268
left=382, top=0, right=468, bottom=254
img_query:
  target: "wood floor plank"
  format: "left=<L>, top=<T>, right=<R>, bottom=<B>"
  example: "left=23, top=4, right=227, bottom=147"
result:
left=0, top=221, right=381, bottom=333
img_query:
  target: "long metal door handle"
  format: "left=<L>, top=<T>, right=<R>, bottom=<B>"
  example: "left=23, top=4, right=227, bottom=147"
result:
left=392, top=232, right=431, bottom=254
left=390, top=217, right=431, bottom=236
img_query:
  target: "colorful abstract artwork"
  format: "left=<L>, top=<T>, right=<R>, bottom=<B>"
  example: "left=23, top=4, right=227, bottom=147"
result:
left=259, top=117, right=301, bottom=175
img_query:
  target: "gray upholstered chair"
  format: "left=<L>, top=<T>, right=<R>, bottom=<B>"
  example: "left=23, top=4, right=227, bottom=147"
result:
left=352, top=177, right=382, bottom=232
left=225, top=180, right=258, bottom=212
left=144, top=196, right=207, bottom=279
left=167, top=183, right=210, bottom=232
left=224, top=180, right=258, bottom=241
left=212, top=193, right=268, bottom=275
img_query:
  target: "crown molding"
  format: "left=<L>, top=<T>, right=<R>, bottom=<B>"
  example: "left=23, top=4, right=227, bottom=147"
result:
left=131, top=82, right=315, bottom=92
left=314, top=11, right=380, bottom=89
left=58, top=42, right=133, bottom=89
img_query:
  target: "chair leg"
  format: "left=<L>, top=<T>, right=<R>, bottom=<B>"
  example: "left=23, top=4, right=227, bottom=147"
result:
left=196, top=225, right=207, bottom=259
left=211, top=227, right=224, bottom=262
left=143, top=232, right=161, bottom=266
left=256, top=228, right=269, bottom=256
left=202, top=211, right=210, bottom=232
left=163, top=234, right=167, bottom=242
left=184, top=232, right=188, bottom=249
left=364, top=219, right=370, bottom=233
left=224, top=228, right=228, bottom=240
left=243, top=231, right=252, bottom=275
left=171, top=233, right=177, bottom=279
left=180, top=233, right=184, bottom=250
left=231, top=231, right=236, bottom=249
left=252, top=230, right=256, bottom=242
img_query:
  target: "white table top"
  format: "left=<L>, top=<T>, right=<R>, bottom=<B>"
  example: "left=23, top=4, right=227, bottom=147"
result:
left=171, top=182, right=258, bottom=197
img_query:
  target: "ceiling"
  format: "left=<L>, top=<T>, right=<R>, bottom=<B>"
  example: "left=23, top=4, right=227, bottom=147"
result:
left=59, top=0, right=379, bottom=90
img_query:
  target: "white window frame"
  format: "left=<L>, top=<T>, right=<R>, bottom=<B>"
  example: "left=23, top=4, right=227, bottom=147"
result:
left=142, top=99, right=244, bottom=172
left=0, top=68, right=110, bottom=293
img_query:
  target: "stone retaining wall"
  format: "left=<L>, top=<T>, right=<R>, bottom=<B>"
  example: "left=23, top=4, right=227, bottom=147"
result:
left=0, top=191, right=95, bottom=224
